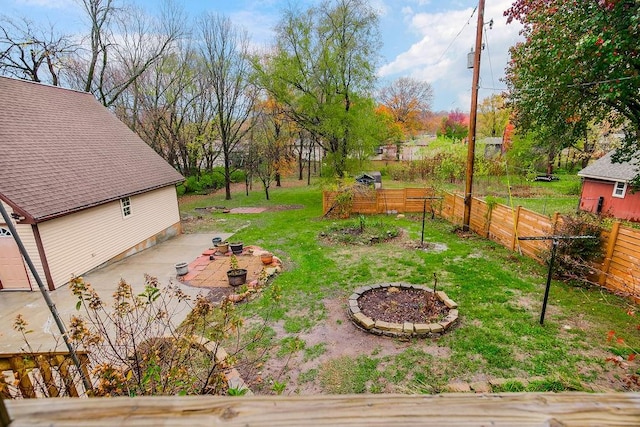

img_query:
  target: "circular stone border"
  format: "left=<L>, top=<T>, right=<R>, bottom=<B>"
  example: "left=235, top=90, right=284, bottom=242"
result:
left=347, top=283, right=459, bottom=338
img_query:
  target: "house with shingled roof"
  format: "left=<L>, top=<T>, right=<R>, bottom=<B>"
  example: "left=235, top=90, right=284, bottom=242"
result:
left=0, top=77, right=184, bottom=291
left=578, top=150, right=640, bottom=222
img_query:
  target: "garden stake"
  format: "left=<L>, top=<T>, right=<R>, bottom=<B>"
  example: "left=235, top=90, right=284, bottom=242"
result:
left=518, top=235, right=597, bottom=325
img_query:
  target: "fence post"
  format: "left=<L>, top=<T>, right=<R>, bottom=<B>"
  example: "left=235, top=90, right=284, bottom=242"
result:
left=599, top=221, right=621, bottom=286
left=511, top=206, right=522, bottom=251
left=551, top=212, right=561, bottom=235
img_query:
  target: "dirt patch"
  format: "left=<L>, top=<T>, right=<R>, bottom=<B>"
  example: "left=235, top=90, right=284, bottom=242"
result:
left=358, top=287, right=448, bottom=324
left=241, top=297, right=452, bottom=395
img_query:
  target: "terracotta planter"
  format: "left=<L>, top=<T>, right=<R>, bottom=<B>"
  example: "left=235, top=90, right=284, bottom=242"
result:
left=261, top=253, right=273, bottom=265
left=216, top=242, right=229, bottom=254
left=227, top=268, right=247, bottom=287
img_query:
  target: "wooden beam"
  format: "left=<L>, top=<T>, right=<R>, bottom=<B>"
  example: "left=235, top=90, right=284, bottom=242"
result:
left=5, top=393, right=640, bottom=426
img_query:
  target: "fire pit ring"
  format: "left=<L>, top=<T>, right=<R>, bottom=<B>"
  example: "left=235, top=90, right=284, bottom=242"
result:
left=347, top=283, right=459, bottom=338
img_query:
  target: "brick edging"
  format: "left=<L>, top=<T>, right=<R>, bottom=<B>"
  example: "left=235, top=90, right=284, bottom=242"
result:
left=347, top=283, right=459, bottom=338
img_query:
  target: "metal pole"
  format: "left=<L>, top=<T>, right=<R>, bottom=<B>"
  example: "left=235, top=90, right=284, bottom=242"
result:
left=463, top=0, right=485, bottom=231
left=0, top=203, right=93, bottom=393
left=539, top=239, right=558, bottom=325
left=421, top=198, right=427, bottom=246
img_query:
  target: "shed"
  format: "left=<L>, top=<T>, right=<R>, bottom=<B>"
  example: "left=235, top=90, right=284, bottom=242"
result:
left=577, top=151, right=640, bottom=222
left=0, top=77, right=184, bottom=291
left=356, top=172, right=382, bottom=189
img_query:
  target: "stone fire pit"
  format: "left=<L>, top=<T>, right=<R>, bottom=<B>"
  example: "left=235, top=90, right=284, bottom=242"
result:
left=348, top=283, right=459, bottom=338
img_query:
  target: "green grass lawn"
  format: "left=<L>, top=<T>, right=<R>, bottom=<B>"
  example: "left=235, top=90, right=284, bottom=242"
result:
left=180, top=180, right=639, bottom=395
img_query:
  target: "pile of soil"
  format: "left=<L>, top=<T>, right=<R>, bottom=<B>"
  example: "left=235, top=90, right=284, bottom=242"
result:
left=358, top=287, right=449, bottom=324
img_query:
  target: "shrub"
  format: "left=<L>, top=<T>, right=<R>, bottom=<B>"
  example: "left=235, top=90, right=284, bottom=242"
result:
left=547, top=213, right=603, bottom=283
left=10, top=275, right=280, bottom=398
left=183, top=176, right=203, bottom=194
left=230, top=169, right=246, bottom=183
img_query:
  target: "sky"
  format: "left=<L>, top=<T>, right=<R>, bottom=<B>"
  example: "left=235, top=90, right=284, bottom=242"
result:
left=1, top=0, right=523, bottom=112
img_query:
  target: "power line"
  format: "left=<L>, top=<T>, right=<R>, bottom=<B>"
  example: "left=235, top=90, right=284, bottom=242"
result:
left=480, top=75, right=638, bottom=93
left=482, top=24, right=495, bottom=90
left=436, top=5, right=477, bottom=64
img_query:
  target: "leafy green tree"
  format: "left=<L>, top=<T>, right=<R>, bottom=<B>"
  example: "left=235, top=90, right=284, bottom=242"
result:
left=505, top=0, right=640, bottom=183
left=254, top=0, right=382, bottom=178
left=477, top=94, right=510, bottom=138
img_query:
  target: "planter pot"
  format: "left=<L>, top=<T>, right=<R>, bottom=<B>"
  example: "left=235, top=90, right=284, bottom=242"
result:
left=261, top=253, right=273, bottom=265
left=216, top=242, right=229, bottom=254
left=212, top=237, right=222, bottom=245
left=227, top=268, right=248, bottom=287
left=175, top=262, right=189, bottom=276
left=230, top=242, right=244, bottom=255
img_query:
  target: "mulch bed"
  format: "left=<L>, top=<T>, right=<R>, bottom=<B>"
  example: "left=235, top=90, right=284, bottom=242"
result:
left=358, top=287, right=449, bottom=324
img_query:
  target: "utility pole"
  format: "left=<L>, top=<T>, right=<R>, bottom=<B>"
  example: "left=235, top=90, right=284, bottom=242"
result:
left=463, top=0, right=485, bottom=231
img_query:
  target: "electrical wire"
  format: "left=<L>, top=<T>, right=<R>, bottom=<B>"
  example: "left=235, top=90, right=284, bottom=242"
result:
left=480, top=75, right=639, bottom=93
left=483, top=25, right=495, bottom=90
left=436, top=5, right=477, bottom=64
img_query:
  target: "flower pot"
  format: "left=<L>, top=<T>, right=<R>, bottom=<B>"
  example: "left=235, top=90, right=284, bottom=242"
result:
left=175, top=262, right=189, bottom=276
left=216, top=242, right=229, bottom=254
left=212, top=237, right=222, bottom=245
left=230, top=242, right=244, bottom=255
left=261, top=253, right=273, bottom=265
left=227, top=268, right=247, bottom=287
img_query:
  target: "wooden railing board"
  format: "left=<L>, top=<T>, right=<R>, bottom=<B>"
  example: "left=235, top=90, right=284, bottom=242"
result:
left=5, top=393, right=640, bottom=426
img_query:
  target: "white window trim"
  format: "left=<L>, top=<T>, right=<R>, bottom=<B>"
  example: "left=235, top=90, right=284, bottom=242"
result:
left=120, top=197, right=132, bottom=218
left=612, top=181, right=627, bottom=198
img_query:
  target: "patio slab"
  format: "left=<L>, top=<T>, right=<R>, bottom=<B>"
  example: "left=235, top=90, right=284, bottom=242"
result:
left=0, top=233, right=232, bottom=353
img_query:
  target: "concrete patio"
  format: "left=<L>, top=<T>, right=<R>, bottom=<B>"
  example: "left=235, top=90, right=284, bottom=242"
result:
left=0, top=233, right=232, bottom=353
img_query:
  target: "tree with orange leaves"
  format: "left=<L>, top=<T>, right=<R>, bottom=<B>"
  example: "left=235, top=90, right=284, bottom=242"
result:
left=378, top=77, right=433, bottom=140
left=250, top=97, right=296, bottom=200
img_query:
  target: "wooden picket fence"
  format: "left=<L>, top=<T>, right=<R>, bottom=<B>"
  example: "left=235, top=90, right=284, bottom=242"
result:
left=0, top=351, right=92, bottom=398
left=323, top=188, right=640, bottom=301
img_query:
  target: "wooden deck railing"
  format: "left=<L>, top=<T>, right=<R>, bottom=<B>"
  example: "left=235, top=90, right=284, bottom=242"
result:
left=4, top=392, right=640, bottom=426
left=0, top=351, right=91, bottom=399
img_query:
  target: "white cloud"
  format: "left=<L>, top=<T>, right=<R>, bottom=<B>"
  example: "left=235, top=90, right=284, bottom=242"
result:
left=378, top=0, right=522, bottom=111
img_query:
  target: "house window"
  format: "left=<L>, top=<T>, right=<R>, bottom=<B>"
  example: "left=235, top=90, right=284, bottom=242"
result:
left=612, top=181, right=627, bottom=198
left=120, top=197, right=132, bottom=217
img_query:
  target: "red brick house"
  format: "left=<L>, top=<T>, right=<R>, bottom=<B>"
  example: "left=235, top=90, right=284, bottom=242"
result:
left=578, top=151, right=640, bottom=222
left=0, top=77, right=184, bottom=291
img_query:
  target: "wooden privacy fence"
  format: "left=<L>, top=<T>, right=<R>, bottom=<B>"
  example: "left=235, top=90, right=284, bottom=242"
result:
left=0, top=351, right=91, bottom=398
left=323, top=189, right=640, bottom=300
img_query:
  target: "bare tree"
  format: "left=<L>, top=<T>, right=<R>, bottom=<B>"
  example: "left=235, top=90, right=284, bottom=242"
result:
left=0, top=16, right=78, bottom=85
left=72, top=0, right=185, bottom=107
left=198, top=14, right=256, bottom=200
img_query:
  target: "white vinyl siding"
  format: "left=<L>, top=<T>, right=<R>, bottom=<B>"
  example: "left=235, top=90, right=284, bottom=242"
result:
left=612, top=181, right=627, bottom=198
left=37, top=186, right=180, bottom=288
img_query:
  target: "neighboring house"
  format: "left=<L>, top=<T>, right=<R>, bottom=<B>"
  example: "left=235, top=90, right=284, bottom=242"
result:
left=0, top=77, right=184, bottom=291
left=477, top=137, right=503, bottom=158
left=577, top=151, right=640, bottom=222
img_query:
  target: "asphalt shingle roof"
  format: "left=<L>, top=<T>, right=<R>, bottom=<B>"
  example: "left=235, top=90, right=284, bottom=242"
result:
left=577, top=150, right=639, bottom=183
left=0, top=77, right=184, bottom=222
